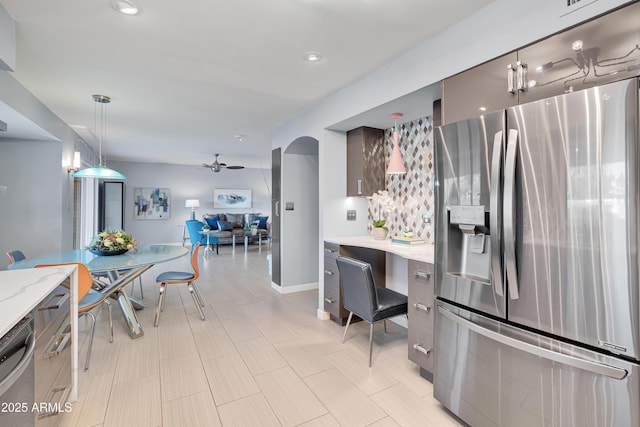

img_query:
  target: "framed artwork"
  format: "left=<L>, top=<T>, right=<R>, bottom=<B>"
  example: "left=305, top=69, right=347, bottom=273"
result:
left=214, top=188, right=252, bottom=208
left=134, top=187, right=171, bottom=220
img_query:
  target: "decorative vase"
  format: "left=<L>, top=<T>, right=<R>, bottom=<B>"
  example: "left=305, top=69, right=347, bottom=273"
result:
left=372, top=227, right=387, bottom=240
left=88, top=248, right=128, bottom=256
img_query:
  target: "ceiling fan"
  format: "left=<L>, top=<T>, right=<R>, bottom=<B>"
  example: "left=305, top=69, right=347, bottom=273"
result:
left=202, top=153, right=245, bottom=173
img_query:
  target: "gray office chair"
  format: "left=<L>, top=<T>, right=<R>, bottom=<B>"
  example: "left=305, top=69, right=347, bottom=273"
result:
left=336, top=256, right=408, bottom=367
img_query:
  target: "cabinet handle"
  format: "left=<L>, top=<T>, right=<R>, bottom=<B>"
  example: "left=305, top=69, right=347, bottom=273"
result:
left=324, top=248, right=336, bottom=254
left=324, top=270, right=334, bottom=276
left=324, top=298, right=335, bottom=304
left=516, top=61, right=528, bottom=92
left=413, top=344, right=432, bottom=356
left=42, top=333, right=70, bottom=358
left=507, top=63, right=516, bottom=94
left=414, top=271, right=431, bottom=280
left=357, top=179, right=363, bottom=195
left=413, top=302, right=431, bottom=313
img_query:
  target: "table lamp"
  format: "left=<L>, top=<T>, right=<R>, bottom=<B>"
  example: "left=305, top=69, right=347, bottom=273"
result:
left=185, top=199, right=200, bottom=220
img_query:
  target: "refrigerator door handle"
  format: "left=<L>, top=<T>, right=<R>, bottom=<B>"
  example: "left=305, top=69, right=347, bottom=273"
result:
left=504, top=129, right=519, bottom=300
left=489, top=131, right=503, bottom=297
left=438, top=305, right=628, bottom=380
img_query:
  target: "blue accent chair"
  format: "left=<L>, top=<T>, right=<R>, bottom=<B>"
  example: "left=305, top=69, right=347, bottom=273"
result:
left=185, top=219, right=218, bottom=254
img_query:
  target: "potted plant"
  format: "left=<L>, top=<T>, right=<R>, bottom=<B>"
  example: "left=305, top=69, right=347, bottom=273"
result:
left=370, top=190, right=396, bottom=240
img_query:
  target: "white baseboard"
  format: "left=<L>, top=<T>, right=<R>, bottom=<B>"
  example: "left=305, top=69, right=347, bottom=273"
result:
left=317, top=309, right=330, bottom=320
left=271, top=281, right=319, bottom=294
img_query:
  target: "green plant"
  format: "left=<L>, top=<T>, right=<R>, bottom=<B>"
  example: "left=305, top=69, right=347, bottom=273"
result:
left=89, top=229, right=137, bottom=252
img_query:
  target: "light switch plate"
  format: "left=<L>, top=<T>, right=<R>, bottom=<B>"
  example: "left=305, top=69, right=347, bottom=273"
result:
left=347, top=210, right=356, bottom=221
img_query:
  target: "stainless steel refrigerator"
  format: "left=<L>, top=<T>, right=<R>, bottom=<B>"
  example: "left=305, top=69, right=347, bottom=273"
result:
left=434, top=77, right=640, bottom=426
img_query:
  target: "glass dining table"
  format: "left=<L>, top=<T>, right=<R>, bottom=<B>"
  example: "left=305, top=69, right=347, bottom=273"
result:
left=9, top=244, right=189, bottom=339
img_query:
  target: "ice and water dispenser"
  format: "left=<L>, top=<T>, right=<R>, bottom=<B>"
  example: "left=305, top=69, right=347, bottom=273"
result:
left=446, top=205, right=492, bottom=284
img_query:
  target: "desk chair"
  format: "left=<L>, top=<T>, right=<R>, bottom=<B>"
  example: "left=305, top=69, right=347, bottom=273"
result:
left=35, top=262, right=113, bottom=371
left=154, top=242, right=205, bottom=326
left=336, top=256, right=408, bottom=367
left=6, top=249, right=26, bottom=264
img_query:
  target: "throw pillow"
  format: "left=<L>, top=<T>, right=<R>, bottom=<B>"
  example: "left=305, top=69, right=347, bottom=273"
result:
left=204, top=214, right=220, bottom=229
left=225, top=213, right=243, bottom=228
left=255, top=215, right=269, bottom=229
left=217, top=220, right=234, bottom=231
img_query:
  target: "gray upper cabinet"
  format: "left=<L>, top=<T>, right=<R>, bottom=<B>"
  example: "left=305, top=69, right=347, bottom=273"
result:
left=519, top=2, right=640, bottom=104
left=346, top=126, right=385, bottom=197
left=442, top=2, right=640, bottom=125
left=442, top=52, right=518, bottom=124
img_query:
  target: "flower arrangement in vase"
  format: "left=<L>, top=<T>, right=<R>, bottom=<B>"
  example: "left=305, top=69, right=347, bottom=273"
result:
left=88, top=229, right=137, bottom=256
left=370, top=190, right=396, bottom=240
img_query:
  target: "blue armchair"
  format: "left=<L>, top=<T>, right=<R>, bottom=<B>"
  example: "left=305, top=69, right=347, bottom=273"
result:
left=185, top=220, right=218, bottom=254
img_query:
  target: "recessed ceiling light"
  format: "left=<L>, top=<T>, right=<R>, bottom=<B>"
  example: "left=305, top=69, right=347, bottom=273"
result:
left=113, top=0, right=140, bottom=15
left=304, top=52, right=321, bottom=62
left=234, top=134, right=245, bottom=142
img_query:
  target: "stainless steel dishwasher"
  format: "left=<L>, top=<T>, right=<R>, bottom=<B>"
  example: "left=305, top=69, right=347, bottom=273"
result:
left=0, top=315, right=35, bottom=427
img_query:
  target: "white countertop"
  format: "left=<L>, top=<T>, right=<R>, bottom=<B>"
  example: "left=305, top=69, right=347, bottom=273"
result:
left=325, top=235, right=434, bottom=264
left=0, top=265, right=77, bottom=337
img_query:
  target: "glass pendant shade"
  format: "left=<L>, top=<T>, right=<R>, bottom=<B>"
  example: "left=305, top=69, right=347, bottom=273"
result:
left=386, top=130, right=406, bottom=175
left=72, top=94, right=126, bottom=180
left=72, top=166, right=126, bottom=179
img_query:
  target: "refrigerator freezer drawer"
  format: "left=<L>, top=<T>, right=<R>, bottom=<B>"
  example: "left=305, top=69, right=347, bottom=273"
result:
left=434, top=299, right=640, bottom=427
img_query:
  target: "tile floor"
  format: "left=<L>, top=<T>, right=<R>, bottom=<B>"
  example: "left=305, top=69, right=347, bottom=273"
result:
left=57, top=244, right=464, bottom=427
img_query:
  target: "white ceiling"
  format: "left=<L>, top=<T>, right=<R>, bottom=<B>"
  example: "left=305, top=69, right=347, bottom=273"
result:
left=0, top=0, right=492, bottom=168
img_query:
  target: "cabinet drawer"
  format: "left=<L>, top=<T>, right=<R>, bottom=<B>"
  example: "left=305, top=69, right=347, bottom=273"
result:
left=324, top=255, right=339, bottom=278
left=408, top=260, right=434, bottom=328
left=408, top=325, right=434, bottom=372
left=324, top=242, right=340, bottom=259
left=324, top=281, right=341, bottom=318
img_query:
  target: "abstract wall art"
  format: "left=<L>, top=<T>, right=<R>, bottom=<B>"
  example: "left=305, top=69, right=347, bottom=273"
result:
left=134, top=187, right=171, bottom=220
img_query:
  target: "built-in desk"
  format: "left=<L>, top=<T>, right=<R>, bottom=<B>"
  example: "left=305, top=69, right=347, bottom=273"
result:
left=323, top=235, right=435, bottom=379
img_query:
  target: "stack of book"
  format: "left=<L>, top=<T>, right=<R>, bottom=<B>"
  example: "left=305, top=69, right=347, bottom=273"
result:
left=391, top=235, right=426, bottom=245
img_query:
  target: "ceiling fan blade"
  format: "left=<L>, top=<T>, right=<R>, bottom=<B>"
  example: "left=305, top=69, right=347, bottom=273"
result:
left=219, top=162, right=227, bottom=167
left=202, top=163, right=214, bottom=168
left=226, top=165, right=245, bottom=170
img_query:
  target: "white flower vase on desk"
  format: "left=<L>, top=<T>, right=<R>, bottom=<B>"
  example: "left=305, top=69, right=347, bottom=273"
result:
left=370, top=190, right=396, bottom=241
left=372, top=227, right=388, bottom=240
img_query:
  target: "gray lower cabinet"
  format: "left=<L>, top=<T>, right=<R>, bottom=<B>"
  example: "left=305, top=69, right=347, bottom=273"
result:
left=407, top=260, right=435, bottom=378
left=323, top=242, right=347, bottom=323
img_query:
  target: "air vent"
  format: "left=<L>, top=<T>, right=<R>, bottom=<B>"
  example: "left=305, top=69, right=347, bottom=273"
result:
left=561, top=0, right=598, bottom=16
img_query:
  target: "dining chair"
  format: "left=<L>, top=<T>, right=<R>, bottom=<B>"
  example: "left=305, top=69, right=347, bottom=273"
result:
left=6, top=249, right=26, bottom=264
left=335, top=256, right=408, bottom=367
left=154, top=242, right=206, bottom=326
left=35, top=262, right=114, bottom=371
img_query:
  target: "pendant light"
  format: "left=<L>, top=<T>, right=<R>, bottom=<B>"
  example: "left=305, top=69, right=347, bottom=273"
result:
left=386, top=112, right=406, bottom=175
left=72, top=95, right=126, bottom=180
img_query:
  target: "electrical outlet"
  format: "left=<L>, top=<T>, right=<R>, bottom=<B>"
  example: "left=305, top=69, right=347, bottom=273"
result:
left=423, top=212, right=432, bottom=223
left=285, top=202, right=294, bottom=211
left=347, top=210, right=356, bottom=221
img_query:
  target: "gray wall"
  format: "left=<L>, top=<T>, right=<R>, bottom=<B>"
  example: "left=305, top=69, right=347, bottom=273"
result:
left=281, top=138, right=319, bottom=289
left=0, top=72, right=84, bottom=271
left=109, top=160, right=272, bottom=246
